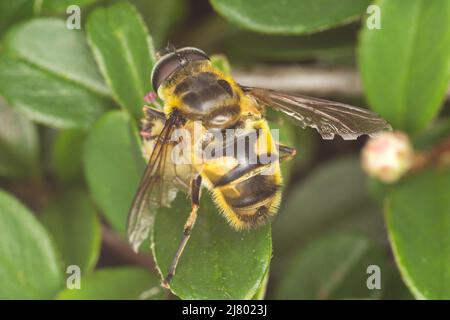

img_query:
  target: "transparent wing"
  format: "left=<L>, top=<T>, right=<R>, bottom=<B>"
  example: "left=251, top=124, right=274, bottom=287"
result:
left=242, top=86, right=391, bottom=140
left=127, top=115, right=179, bottom=252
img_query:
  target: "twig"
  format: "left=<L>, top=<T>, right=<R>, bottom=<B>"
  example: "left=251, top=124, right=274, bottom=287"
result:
left=101, top=224, right=156, bottom=271
left=233, top=65, right=450, bottom=99
left=410, top=138, right=450, bottom=173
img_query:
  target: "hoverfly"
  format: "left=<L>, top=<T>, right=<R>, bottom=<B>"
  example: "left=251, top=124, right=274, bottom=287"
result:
left=127, top=46, right=391, bottom=288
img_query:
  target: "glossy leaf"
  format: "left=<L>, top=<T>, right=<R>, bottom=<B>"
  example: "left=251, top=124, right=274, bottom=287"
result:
left=0, top=54, right=107, bottom=129
left=86, top=2, right=155, bottom=119
left=4, top=18, right=110, bottom=97
left=210, top=0, right=371, bottom=35
left=83, top=111, right=145, bottom=235
left=274, top=156, right=385, bottom=255
left=0, top=99, right=39, bottom=179
left=275, top=232, right=385, bottom=299
left=41, top=0, right=98, bottom=13
left=130, top=0, right=187, bottom=48
left=224, top=25, right=357, bottom=63
left=0, top=18, right=109, bottom=129
left=58, top=267, right=163, bottom=300
left=290, top=127, right=316, bottom=173
left=0, top=190, right=63, bottom=299
left=359, top=0, right=450, bottom=132
left=386, top=168, right=450, bottom=299
left=0, top=0, right=35, bottom=34
left=382, top=263, right=414, bottom=300
left=40, top=189, right=101, bottom=273
left=51, top=130, right=86, bottom=184
left=252, top=269, right=269, bottom=300
left=210, top=54, right=231, bottom=74
left=152, top=194, right=272, bottom=299
left=264, top=111, right=297, bottom=183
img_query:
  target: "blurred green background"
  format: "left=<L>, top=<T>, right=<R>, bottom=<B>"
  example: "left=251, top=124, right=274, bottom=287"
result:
left=0, top=0, right=449, bottom=300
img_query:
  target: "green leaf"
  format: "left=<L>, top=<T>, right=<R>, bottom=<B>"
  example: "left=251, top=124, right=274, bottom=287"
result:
left=210, top=54, right=231, bottom=74
left=359, top=0, right=450, bottom=132
left=265, top=111, right=297, bottom=183
left=275, top=232, right=385, bottom=299
left=40, top=189, right=101, bottom=273
left=0, top=18, right=109, bottom=129
left=41, top=0, right=98, bottom=13
left=86, top=2, right=155, bottom=119
left=0, top=0, right=99, bottom=24
left=4, top=18, right=110, bottom=97
left=290, top=128, right=316, bottom=174
left=58, top=267, right=163, bottom=300
left=210, top=0, right=371, bottom=35
left=51, top=130, right=86, bottom=184
left=0, top=190, right=63, bottom=299
left=83, top=111, right=145, bottom=235
left=274, top=156, right=385, bottom=255
left=386, top=167, right=450, bottom=299
left=0, top=54, right=107, bottom=129
left=252, top=268, right=269, bottom=300
left=0, top=99, right=39, bottom=179
left=382, top=263, right=414, bottom=300
left=223, top=25, right=357, bottom=63
left=152, top=194, right=272, bottom=299
left=130, top=0, right=187, bottom=48
left=0, top=0, right=35, bottom=34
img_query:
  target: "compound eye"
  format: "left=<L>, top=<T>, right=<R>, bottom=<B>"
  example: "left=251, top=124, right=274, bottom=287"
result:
left=151, top=55, right=182, bottom=92
left=151, top=47, right=209, bottom=92
left=180, top=47, right=209, bottom=64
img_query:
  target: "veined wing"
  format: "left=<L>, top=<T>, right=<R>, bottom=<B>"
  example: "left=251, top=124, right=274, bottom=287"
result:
left=127, top=113, right=180, bottom=252
left=242, top=86, right=391, bottom=140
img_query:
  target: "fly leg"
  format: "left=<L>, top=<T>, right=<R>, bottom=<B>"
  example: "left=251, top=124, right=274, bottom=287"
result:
left=162, top=174, right=202, bottom=289
left=140, top=106, right=166, bottom=140
left=143, top=105, right=165, bottom=120
left=141, top=91, right=165, bottom=139
left=277, top=144, right=296, bottom=162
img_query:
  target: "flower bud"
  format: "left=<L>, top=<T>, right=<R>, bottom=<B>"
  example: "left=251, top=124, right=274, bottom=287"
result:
left=361, top=131, right=413, bottom=183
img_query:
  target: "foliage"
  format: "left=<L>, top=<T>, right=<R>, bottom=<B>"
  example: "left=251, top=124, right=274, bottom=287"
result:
left=0, top=190, right=62, bottom=299
left=86, top=2, right=155, bottom=119
left=40, top=189, right=101, bottom=273
left=153, top=194, right=272, bottom=299
left=275, top=232, right=386, bottom=299
left=0, top=98, right=39, bottom=179
left=83, top=110, right=144, bottom=235
left=359, top=0, right=450, bottom=132
left=0, top=0, right=448, bottom=300
left=386, top=168, right=450, bottom=299
left=210, top=0, right=372, bottom=35
left=57, top=267, right=163, bottom=300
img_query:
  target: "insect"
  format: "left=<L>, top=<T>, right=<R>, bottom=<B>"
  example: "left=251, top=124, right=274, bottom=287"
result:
left=127, top=46, right=391, bottom=288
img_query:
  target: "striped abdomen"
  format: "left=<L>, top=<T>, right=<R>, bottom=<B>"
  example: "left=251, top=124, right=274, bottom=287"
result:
left=199, top=118, right=283, bottom=230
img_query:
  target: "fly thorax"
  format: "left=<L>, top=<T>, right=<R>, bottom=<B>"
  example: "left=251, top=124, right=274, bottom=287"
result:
left=173, top=71, right=241, bottom=129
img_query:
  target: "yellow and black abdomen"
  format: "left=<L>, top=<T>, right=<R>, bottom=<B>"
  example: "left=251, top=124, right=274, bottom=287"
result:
left=200, top=118, right=283, bottom=230
left=213, top=169, right=282, bottom=230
